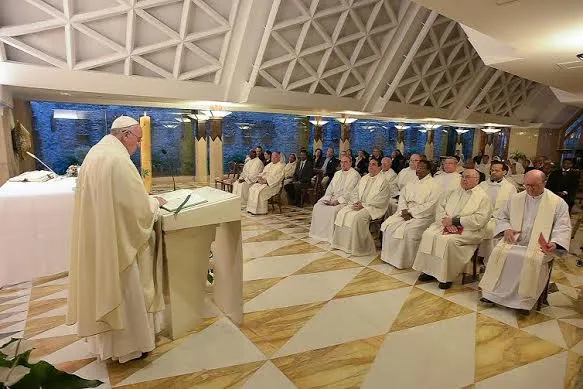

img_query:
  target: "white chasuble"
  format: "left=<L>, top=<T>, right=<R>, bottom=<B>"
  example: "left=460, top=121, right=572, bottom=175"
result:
left=67, top=134, right=163, bottom=362
left=413, top=186, right=491, bottom=282
left=309, top=168, right=360, bottom=243
left=477, top=178, right=517, bottom=259
left=380, top=175, right=439, bottom=269
left=233, top=157, right=264, bottom=207
left=480, top=190, right=571, bottom=309
left=246, top=161, right=285, bottom=215
left=331, top=174, right=390, bottom=256
left=433, top=172, right=461, bottom=196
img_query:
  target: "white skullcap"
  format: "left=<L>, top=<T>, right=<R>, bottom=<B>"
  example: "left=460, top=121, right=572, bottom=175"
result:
left=111, top=115, right=139, bottom=130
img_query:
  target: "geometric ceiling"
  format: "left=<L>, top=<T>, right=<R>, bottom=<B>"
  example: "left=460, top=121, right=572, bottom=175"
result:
left=0, top=0, right=577, bottom=127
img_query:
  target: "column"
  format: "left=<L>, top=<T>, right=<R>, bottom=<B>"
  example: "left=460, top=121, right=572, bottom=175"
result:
left=340, top=123, right=351, bottom=153
left=0, top=86, right=18, bottom=184
left=195, top=118, right=208, bottom=183
left=140, top=113, right=152, bottom=193
left=313, top=124, right=323, bottom=154
left=424, top=129, right=434, bottom=160
left=396, top=128, right=405, bottom=153
left=209, top=118, right=223, bottom=181
left=180, top=118, right=195, bottom=175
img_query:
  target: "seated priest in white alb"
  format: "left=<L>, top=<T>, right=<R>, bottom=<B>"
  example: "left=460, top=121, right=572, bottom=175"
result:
left=477, top=161, right=517, bottom=262
left=309, top=155, right=360, bottom=243
left=388, top=153, right=421, bottom=216
left=331, top=159, right=390, bottom=256
left=433, top=157, right=461, bottom=194
left=380, top=160, right=439, bottom=269
left=380, top=157, right=397, bottom=186
left=232, top=149, right=264, bottom=209
left=283, top=152, right=297, bottom=186
left=67, top=116, right=166, bottom=363
left=479, top=170, right=571, bottom=314
left=413, top=169, right=491, bottom=289
left=246, top=152, right=285, bottom=215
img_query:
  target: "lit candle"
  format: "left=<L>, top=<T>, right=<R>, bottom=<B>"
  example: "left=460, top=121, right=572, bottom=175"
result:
left=140, top=113, right=152, bottom=193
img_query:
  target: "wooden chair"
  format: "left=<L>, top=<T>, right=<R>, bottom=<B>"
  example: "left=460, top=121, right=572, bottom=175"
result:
left=462, top=248, right=480, bottom=285
left=369, top=216, right=385, bottom=248
left=215, top=161, right=238, bottom=191
left=268, top=184, right=283, bottom=213
left=302, top=171, right=324, bottom=206
left=536, top=259, right=555, bottom=311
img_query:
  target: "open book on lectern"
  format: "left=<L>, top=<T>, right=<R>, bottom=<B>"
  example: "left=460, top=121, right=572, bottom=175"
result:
left=155, top=189, right=207, bottom=213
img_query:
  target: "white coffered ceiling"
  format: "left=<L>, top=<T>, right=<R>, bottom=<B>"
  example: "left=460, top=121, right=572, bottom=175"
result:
left=0, top=0, right=579, bottom=128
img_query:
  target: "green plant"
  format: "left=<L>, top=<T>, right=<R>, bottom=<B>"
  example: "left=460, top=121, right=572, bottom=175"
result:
left=0, top=338, right=102, bottom=389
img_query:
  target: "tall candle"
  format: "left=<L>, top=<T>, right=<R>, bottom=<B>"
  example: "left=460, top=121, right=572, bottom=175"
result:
left=140, top=113, right=152, bottom=193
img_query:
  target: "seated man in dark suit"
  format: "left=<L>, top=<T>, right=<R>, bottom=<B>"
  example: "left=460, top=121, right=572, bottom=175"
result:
left=285, top=149, right=314, bottom=207
left=547, top=158, right=579, bottom=212
left=314, top=147, right=339, bottom=189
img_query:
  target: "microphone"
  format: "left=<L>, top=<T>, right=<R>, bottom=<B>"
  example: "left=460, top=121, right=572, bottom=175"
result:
left=26, top=151, right=59, bottom=179
left=161, top=149, right=176, bottom=191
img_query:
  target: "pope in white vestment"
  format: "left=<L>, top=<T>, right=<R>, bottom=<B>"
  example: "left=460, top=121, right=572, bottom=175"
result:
left=232, top=149, right=264, bottom=208
left=380, top=161, right=439, bottom=268
left=67, top=116, right=166, bottom=363
left=480, top=170, right=571, bottom=312
left=433, top=157, right=461, bottom=196
left=246, top=152, right=285, bottom=215
left=388, top=154, right=421, bottom=216
left=309, top=156, right=360, bottom=243
left=477, top=161, right=517, bottom=260
left=331, top=159, right=390, bottom=256
left=413, top=169, right=491, bottom=288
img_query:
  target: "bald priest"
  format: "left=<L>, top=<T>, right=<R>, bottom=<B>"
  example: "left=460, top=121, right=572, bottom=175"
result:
left=67, top=116, right=166, bottom=363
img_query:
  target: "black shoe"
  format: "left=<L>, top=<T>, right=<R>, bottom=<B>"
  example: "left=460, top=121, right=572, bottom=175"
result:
left=137, top=352, right=150, bottom=360
left=516, top=309, right=530, bottom=316
left=479, top=297, right=494, bottom=306
left=418, top=273, right=435, bottom=282
left=438, top=282, right=452, bottom=290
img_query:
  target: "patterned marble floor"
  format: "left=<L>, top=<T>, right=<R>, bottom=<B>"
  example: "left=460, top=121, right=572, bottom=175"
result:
left=2, top=204, right=583, bottom=388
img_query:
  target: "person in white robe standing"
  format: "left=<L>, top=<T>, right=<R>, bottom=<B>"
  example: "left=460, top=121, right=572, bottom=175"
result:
left=331, top=159, right=390, bottom=256
left=246, top=152, right=285, bottom=215
left=388, top=154, right=421, bottom=216
left=413, top=169, right=491, bottom=289
left=479, top=170, right=571, bottom=314
left=232, top=149, right=264, bottom=209
left=380, top=160, right=439, bottom=269
left=433, top=157, right=461, bottom=195
left=67, top=116, right=167, bottom=363
left=309, top=155, right=360, bottom=243
left=283, top=153, right=297, bottom=186
left=477, top=161, right=517, bottom=262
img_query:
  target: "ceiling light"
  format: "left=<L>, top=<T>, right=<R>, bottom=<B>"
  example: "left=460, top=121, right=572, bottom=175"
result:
left=335, top=116, right=357, bottom=124
left=394, top=124, right=409, bottom=130
left=202, top=110, right=231, bottom=118
left=188, top=113, right=208, bottom=121
left=175, top=117, right=191, bottom=123
left=456, top=129, right=470, bottom=134
left=59, top=92, right=72, bottom=96
left=418, top=129, right=428, bottom=133
left=421, top=117, right=452, bottom=123
left=481, top=127, right=501, bottom=134
left=421, top=123, right=441, bottom=130
left=309, top=118, right=328, bottom=126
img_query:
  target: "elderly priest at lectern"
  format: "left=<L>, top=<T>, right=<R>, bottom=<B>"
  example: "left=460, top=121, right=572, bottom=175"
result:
left=480, top=170, right=572, bottom=314
left=309, top=155, right=360, bottom=243
left=413, top=169, right=491, bottom=289
left=67, top=116, right=167, bottom=363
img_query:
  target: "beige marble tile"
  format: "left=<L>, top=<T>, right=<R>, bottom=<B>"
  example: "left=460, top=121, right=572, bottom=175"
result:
left=0, top=287, right=29, bottom=298
left=27, top=298, right=68, bottom=318
left=390, top=287, right=472, bottom=332
left=54, top=358, right=97, bottom=374
left=243, top=230, right=292, bottom=243
left=516, top=311, right=553, bottom=329
left=272, top=336, right=384, bottom=389
left=0, top=302, right=24, bottom=314
left=30, top=285, right=68, bottom=301
left=474, top=314, right=563, bottom=382
left=24, top=315, right=65, bottom=339
left=240, top=303, right=325, bottom=357
left=243, top=278, right=283, bottom=302
left=264, top=240, right=325, bottom=257
left=565, top=351, right=583, bottom=389
left=559, top=321, right=583, bottom=348
left=115, top=361, right=264, bottom=389
left=32, top=272, right=68, bottom=287
left=29, top=334, right=79, bottom=359
left=335, top=268, right=409, bottom=299
left=294, top=252, right=361, bottom=275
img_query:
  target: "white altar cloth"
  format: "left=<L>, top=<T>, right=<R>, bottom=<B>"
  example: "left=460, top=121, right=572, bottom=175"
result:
left=0, top=177, right=76, bottom=287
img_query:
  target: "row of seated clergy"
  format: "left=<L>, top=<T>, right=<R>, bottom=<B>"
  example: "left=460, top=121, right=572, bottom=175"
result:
left=284, top=150, right=314, bottom=207
left=245, top=152, right=286, bottom=215
left=232, top=149, right=265, bottom=209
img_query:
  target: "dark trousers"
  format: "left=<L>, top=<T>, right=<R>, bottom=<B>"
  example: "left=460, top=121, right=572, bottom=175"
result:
left=285, top=181, right=310, bottom=206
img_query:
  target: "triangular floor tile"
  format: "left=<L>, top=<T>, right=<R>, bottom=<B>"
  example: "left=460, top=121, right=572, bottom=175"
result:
left=272, top=336, right=384, bottom=389
left=389, top=270, right=422, bottom=285
left=243, top=278, right=283, bottom=302
left=244, top=230, right=292, bottom=243
left=474, top=351, right=567, bottom=388
left=43, top=338, right=95, bottom=365
left=559, top=320, right=583, bottom=348
left=445, top=290, right=480, bottom=311
left=480, top=306, right=519, bottom=328
left=335, top=268, right=409, bottom=299
left=27, top=298, right=68, bottom=319
left=240, top=361, right=296, bottom=389
left=32, top=272, right=68, bottom=287
left=474, top=314, right=563, bottom=382
left=243, top=240, right=297, bottom=260
left=390, top=287, right=472, bottom=332
left=29, top=334, right=79, bottom=359
left=565, top=351, right=583, bottom=389
left=24, top=315, right=65, bottom=339
left=264, top=240, right=324, bottom=257
left=30, top=285, right=68, bottom=301
left=30, top=323, right=76, bottom=340
left=244, top=253, right=322, bottom=281
left=516, top=311, right=553, bottom=329
left=240, top=302, right=325, bottom=357
left=523, top=319, right=568, bottom=349
left=294, top=252, right=361, bottom=275
left=54, top=358, right=97, bottom=374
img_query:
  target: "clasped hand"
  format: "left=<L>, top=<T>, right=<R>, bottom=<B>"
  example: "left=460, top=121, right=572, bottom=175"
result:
left=401, top=209, right=412, bottom=221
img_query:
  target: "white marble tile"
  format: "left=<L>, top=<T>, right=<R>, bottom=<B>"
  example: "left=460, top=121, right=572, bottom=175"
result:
left=43, top=339, right=94, bottom=365
left=75, top=359, right=111, bottom=389
left=302, top=237, right=325, bottom=246
left=2, top=303, right=30, bottom=315
left=368, top=263, right=396, bottom=276
left=389, top=270, right=421, bottom=286
left=244, top=268, right=361, bottom=313
left=445, top=290, right=480, bottom=311
left=40, top=277, right=69, bottom=288
left=118, top=317, right=266, bottom=386
left=475, top=351, right=567, bottom=389
left=480, top=306, right=519, bottom=328
left=556, top=284, right=579, bottom=299
left=0, top=331, right=23, bottom=346
left=243, top=253, right=323, bottom=281
left=0, top=310, right=28, bottom=324
left=274, top=287, right=412, bottom=358
left=559, top=318, right=583, bottom=328
left=36, top=288, right=68, bottom=301
left=346, top=253, right=380, bottom=266
left=242, top=230, right=271, bottom=240
left=539, top=306, right=578, bottom=319
left=240, top=361, right=297, bottom=389
left=547, top=291, right=575, bottom=308
left=30, top=323, right=77, bottom=340
left=0, top=295, right=29, bottom=306
left=572, top=340, right=583, bottom=355
left=565, top=274, right=583, bottom=288
left=0, top=289, right=30, bottom=300
left=0, top=321, right=25, bottom=333
left=415, top=281, right=447, bottom=297
left=522, top=319, right=568, bottom=348
left=362, top=313, right=476, bottom=389
left=243, top=240, right=297, bottom=260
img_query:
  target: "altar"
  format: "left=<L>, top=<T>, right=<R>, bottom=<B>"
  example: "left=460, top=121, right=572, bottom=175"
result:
left=0, top=177, right=76, bottom=287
